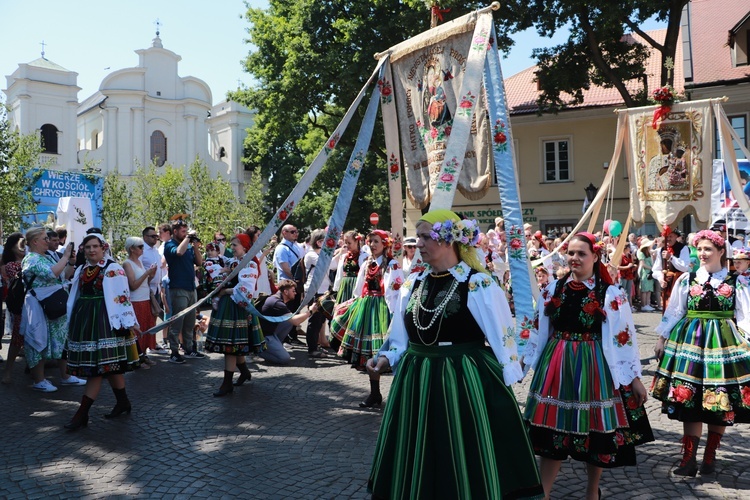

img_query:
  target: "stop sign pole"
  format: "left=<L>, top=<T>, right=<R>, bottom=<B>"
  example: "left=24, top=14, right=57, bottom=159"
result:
left=370, top=212, right=379, bottom=227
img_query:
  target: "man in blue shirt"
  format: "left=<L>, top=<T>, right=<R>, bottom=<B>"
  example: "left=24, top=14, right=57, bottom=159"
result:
left=272, top=224, right=305, bottom=344
left=163, top=219, right=204, bottom=363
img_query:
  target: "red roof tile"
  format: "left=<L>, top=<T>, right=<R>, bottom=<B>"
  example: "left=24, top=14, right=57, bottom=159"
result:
left=688, top=0, right=750, bottom=85
left=506, top=29, right=683, bottom=114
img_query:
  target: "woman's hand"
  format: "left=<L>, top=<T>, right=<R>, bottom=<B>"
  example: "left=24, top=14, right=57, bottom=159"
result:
left=366, top=355, right=390, bottom=376
left=654, top=336, right=666, bottom=360
left=631, top=378, right=648, bottom=406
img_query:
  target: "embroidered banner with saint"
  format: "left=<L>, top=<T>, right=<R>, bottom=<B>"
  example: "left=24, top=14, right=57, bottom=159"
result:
left=389, top=20, right=492, bottom=209
left=626, top=101, right=713, bottom=226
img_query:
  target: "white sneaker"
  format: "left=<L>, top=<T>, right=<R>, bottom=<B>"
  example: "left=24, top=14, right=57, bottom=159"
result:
left=60, top=375, right=87, bottom=386
left=641, top=305, right=655, bottom=312
left=32, top=380, right=58, bottom=392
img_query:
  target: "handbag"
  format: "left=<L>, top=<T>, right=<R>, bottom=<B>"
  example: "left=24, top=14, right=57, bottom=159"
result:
left=29, top=285, right=68, bottom=320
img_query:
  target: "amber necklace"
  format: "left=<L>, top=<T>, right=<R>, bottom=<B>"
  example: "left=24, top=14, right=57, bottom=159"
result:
left=82, top=265, right=100, bottom=284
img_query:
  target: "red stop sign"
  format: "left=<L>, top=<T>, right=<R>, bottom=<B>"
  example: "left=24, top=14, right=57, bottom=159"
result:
left=370, top=212, right=380, bottom=226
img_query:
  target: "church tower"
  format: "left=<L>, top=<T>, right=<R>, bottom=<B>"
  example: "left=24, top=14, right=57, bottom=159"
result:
left=3, top=46, right=80, bottom=170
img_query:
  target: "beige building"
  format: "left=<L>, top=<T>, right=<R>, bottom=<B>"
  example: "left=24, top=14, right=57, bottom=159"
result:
left=406, top=0, right=750, bottom=237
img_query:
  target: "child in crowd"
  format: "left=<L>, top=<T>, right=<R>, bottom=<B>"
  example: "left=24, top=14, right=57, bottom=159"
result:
left=203, top=242, right=229, bottom=310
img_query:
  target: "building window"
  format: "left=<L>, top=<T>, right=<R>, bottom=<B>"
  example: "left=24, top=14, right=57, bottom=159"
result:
left=91, top=130, right=100, bottom=150
left=40, top=124, right=58, bottom=154
left=150, top=130, right=167, bottom=167
left=542, top=138, right=571, bottom=182
left=715, top=114, right=747, bottom=160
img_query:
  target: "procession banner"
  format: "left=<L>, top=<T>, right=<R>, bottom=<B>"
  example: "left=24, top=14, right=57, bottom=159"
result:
left=626, top=100, right=713, bottom=227
left=386, top=9, right=492, bottom=209
left=380, top=59, right=405, bottom=261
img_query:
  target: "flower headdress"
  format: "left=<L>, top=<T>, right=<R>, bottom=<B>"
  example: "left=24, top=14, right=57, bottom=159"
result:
left=419, top=209, right=486, bottom=274
left=428, top=218, right=481, bottom=247
left=733, top=247, right=750, bottom=260
left=692, top=229, right=725, bottom=249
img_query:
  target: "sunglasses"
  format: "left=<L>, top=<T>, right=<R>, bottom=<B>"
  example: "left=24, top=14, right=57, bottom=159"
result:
left=145, top=234, right=158, bottom=238
left=216, top=238, right=226, bottom=242
left=287, top=230, right=298, bottom=234
left=136, top=245, right=144, bottom=249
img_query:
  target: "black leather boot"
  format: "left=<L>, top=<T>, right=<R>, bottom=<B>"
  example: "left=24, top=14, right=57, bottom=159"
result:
left=233, top=362, right=252, bottom=386
left=359, top=378, right=383, bottom=408
left=214, top=370, right=235, bottom=397
left=104, top=387, right=132, bottom=418
left=65, top=395, right=94, bottom=430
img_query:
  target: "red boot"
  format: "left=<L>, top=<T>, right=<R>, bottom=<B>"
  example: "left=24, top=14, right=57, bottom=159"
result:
left=673, top=435, right=700, bottom=477
left=700, top=431, right=722, bottom=475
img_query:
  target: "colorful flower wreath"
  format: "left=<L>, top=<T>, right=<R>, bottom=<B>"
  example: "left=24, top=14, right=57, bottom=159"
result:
left=691, top=229, right=725, bottom=249
left=429, top=218, right=480, bottom=247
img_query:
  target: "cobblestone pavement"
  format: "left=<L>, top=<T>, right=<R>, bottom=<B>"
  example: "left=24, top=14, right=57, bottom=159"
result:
left=1, top=310, right=749, bottom=499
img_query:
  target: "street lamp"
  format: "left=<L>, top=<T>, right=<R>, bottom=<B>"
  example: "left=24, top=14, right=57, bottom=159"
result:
left=584, top=183, right=598, bottom=203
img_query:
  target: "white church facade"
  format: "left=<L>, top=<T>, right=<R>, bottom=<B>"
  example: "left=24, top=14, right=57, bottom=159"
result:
left=3, top=35, right=255, bottom=199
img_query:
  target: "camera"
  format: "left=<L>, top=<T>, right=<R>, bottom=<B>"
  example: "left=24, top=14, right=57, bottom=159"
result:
left=188, top=231, right=201, bottom=243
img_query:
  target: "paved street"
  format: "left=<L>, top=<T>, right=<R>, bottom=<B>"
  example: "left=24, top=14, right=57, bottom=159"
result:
left=1, top=309, right=750, bottom=499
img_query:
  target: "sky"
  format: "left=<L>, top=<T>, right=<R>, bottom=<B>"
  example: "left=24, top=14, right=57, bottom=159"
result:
left=0, top=1, right=661, bottom=106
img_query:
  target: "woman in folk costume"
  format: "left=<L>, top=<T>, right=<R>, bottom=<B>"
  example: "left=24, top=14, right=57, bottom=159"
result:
left=367, top=209, right=543, bottom=500
left=64, top=233, right=141, bottom=430
left=332, top=230, right=368, bottom=304
left=331, top=229, right=403, bottom=406
left=652, top=230, right=750, bottom=476
left=523, top=232, right=653, bottom=499
left=205, top=233, right=266, bottom=397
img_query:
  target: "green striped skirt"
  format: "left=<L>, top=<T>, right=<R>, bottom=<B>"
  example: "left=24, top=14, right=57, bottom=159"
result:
left=652, top=310, right=750, bottom=425
left=331, top=295, right=391, bottom=369
left=335, top=275, right=358, bottom=304
left=66, top=294, right=140, bottom=377
left=205, top=294, right=266, bottom=355
left=369, top=341, right=543, bottom=500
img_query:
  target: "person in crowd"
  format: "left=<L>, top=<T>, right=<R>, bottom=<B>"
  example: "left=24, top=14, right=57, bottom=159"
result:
left=1, top=232, right=26, bottom=384
left=401, top=236, right=417, bottom=272
left=204, top=233, right=265, bottom=396
left=63, top=233, right=141, bottom=430
left=618, top=243, right=637, bottom=304
left=366, top=209, right=543, bottom=499
left=523, top=232, right=653, bottom=500
left=652, top=230, right=750, bottom=476
left=20, top=227, right=85, bottom=392
left=245, top=225, right=276, bottom=297
left=140, top=226, right=165, bottom=354
left=653, top=228, right=691, bottom=311
left=163, top=218, right=204, bottom=363
left=302, top=229, right=330, bottom=358
left=331, top=229, right=404, bottom=407
left=257, top=279, right=319, bottom=365
left=332, top=230, right=368, bottom=305
left=214, top=231, right=233, bottom=259
left=155, top=223, right=172, bottom=351
left=272, top=224, right=305, bottom=344
left=55, top=226, right=68, bottom=249
left=45, top=230, right=62, bottom=263
left=122, top=236, right=157, bottom=368
left=202, top=242, right=229, bottom=310
left=734, top=247, right=750, bottom=280
left=534, top=265, right=550, bottom=291
left=637, top=238, right=655, bottom=312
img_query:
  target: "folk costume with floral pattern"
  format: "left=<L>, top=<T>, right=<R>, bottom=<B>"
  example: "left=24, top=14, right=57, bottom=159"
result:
left=368, top=210, right=543, bottom=500
left=523, top=233, right=654, bottom=468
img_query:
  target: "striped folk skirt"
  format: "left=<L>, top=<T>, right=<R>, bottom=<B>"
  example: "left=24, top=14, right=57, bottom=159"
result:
left=335, top=275, right=357, bottom=304
left=205, top=294, right=266, bottom=355
left=369, top=341, right=544, bottom=500
left=651, top=310, right=750, bottom=425
left=66, top=295, right=140, bottom=377
left=524, top=331, right=653, bottom=468
left=331, top=295, right=390, bottom=369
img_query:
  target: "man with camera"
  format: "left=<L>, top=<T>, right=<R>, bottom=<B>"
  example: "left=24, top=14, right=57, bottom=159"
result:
left=163, top=218, right=204, bottom=364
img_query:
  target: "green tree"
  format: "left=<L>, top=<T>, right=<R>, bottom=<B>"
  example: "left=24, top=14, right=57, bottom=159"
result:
left=0, top=105, right=43, bottom=234
left=229, top=0, right=496, bottom=232
left=508, top=0, right=688, bottom=111
left=130, top=162, right=189, bottom=228
left=101, top=172, right=135, bottom=255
